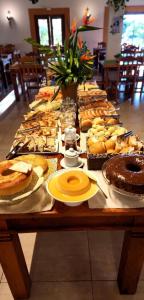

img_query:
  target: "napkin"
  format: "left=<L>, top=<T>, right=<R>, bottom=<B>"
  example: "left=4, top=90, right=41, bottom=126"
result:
left=10, top=161, right=32, bottom=173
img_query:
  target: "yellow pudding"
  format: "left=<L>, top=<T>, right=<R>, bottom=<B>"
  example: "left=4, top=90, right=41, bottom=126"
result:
left=56, top=170, right=90, bottom=196
left=47, top=169, right=98, bottom=203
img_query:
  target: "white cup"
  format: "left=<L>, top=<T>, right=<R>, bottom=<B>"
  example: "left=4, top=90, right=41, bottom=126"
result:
left=64, top=148, right=79, bottom=167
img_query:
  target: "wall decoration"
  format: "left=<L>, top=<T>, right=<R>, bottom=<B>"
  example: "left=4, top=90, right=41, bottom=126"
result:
left=110, top=15, right=123, bottom=34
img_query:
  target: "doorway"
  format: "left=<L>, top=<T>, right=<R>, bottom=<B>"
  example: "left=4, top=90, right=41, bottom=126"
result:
left=35, top=15, right=65, bottom=46
left=28, top=8, right=70, bottom=46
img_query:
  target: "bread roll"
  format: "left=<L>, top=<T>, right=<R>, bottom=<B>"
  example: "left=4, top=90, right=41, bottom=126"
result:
left=105, top=140, right=116, bottom=151
left=89, top=142, right=106, bottom=154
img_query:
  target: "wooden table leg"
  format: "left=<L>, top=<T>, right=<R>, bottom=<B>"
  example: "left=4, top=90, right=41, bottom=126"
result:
left=0, top=232, right=31, bottom=299
left=118, top=230, right=144, bottom=294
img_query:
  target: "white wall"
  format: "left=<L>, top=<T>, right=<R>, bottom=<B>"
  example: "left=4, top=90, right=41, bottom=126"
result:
left=0, top=0, right=143, bottom=55
left=0, top=0, right=105, bottom=54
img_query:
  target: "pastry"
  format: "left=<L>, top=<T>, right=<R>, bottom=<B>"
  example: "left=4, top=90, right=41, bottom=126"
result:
left=80, top=119, right=93, bottom=132
left=105, top=140, right=116, bottom=151
left=106, top=118, right=118, bottom=125
left=89, top=141, right=106, bottom=154
left=15, top=154, right=48, bottom=174
left=0, top=160, right=33, bottom=196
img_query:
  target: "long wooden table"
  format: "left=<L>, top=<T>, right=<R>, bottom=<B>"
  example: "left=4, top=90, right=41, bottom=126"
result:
left=0, top=154, right=144, bottom=299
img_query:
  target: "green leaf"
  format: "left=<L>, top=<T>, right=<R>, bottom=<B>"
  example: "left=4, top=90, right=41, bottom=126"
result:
left=78, top=25, right=101, bottom=32
left=87, top=61, right=94, bottom=65
left=74, top=76, right=78, bottom=83
left=64, top=40, right=67, bottom=53
left=69, top=49, right=73, bottom=67
left=51, top=85, right=61, bottom=101
left=74, top=58, right=79, bottom=68
left=65, top=76, right=73, bottom=84
left=83, top=63, right=93, bottom=71
left=49, top=63, right=64, bottom=75
left=66, top=69, right=71, bottom=74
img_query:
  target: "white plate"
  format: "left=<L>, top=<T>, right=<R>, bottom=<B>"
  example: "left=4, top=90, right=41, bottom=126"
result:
left=45, top=168, right=98, bottom=206
left=0, top=169, right=44, bottom=204
left=60, top=158, right=84, bottom=169
left=61, top=133, right=80, bottom=142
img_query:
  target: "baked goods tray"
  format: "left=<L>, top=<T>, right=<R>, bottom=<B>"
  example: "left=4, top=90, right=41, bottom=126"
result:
left=87, top=152, right=144, bottom=170
left=6, top=139, right=59, bottom=159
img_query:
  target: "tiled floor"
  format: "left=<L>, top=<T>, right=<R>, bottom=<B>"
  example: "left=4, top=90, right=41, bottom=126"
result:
left=0, top=93, right=144, bottom=299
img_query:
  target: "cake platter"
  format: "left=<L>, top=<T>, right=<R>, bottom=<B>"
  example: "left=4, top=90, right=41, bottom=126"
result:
left=46, top=168, right=98, bottom=206
left=0, top=168, right=44, bottom=204
left=102, top=155, right=144, bottom=203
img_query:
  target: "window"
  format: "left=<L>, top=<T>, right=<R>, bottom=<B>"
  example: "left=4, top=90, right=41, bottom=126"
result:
left=122, top=14, right=144, bottom=49
left=37, top=19, right=49, bottom=45
left=35, top=15, right=65, bottom=46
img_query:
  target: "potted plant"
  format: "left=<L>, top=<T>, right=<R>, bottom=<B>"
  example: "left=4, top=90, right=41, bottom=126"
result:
left=25, top=8, right=101, bottom=101
left=106, top=0, right=129, bottom=12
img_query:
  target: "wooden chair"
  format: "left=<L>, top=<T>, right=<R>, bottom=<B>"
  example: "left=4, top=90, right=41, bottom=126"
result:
left=19, top=55, right=37, bottom=64
left=134, top=51, right=144, bottom=96
left=121, top=44, right=139, bottom=51
left=98, top=42, right=106, bottom=49
left=118, top=56, right=139, bottom=102
left=121, top=49, right=137, bottom=58
left=0, top=45, right=4, bottom=55
left=19, top=63, right=46, bottom=99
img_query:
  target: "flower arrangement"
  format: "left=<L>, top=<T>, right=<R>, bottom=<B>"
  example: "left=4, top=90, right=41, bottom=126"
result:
left=25, top=8, right=100, bottom=99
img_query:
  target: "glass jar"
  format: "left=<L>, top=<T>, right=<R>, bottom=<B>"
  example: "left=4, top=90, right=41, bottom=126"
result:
left=64, top=127, right=77, bottom=150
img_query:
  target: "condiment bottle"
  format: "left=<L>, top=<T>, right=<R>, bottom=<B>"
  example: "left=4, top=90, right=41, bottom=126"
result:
left=64, top=127, right=77, bottom=150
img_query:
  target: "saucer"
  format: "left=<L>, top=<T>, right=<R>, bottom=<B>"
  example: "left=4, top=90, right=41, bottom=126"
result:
left=61, top=133, right=80, bottom=142
left=60, top=158, right=84, bottom=169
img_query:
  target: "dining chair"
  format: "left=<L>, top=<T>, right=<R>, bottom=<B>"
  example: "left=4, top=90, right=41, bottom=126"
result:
left=0, top=45, right=4, bottom=55
left=118, top=56, right=139, bottom=102
left=19, top=63, right=46, bottom=99
left=19, top=55, right=37, bottom=64
left=121, top=50, right=137, bottom=58
left=98, top=42, right=106, bottom=49
left=134, top=51, right=144, bottom=97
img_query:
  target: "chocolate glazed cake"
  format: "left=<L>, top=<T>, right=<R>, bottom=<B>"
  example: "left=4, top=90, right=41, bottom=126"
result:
left=104, top=155, right=144, bottom=194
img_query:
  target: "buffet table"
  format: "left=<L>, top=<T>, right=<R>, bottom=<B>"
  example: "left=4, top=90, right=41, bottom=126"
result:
left=1, top=84, right=144, bottom=300
left=0, top=154, right=144, bottom=299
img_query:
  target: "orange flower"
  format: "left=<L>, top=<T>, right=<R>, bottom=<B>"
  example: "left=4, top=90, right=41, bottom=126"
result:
left=82, top=8, right=95, bottom=25
left=71, top=19, right=77, bottom=34
left=77, top=36, right=83, bottom=49
left=80, top=53, right=95, bottom=61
